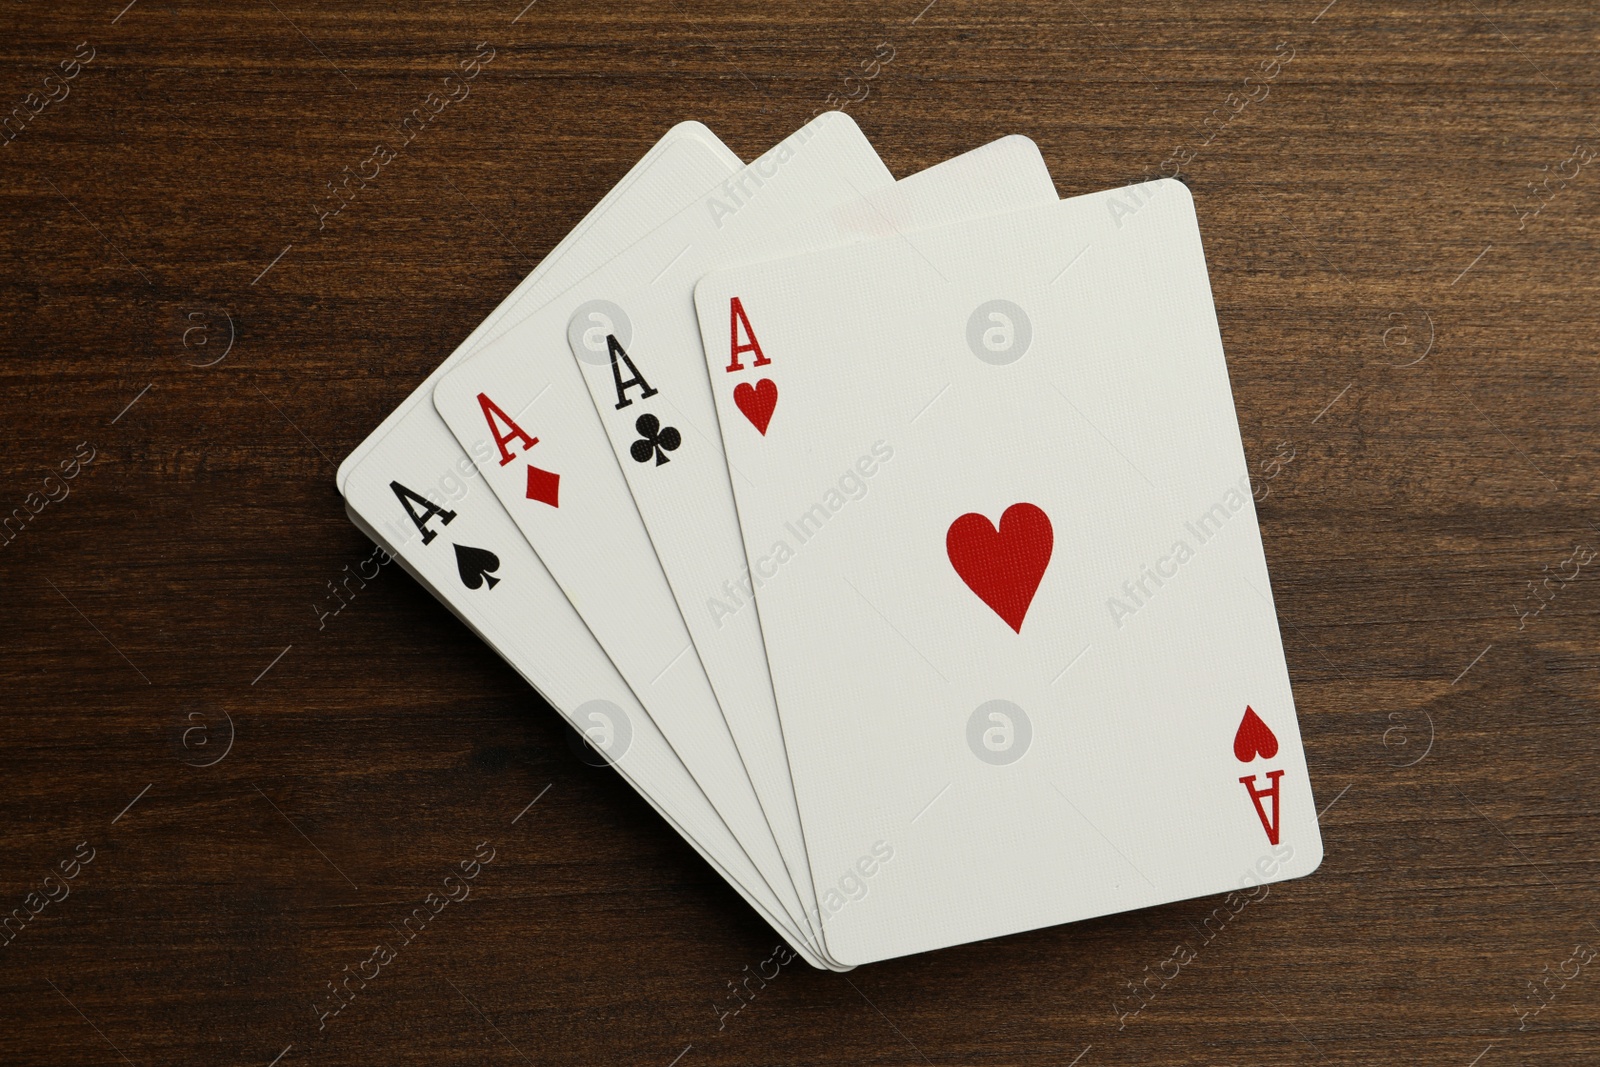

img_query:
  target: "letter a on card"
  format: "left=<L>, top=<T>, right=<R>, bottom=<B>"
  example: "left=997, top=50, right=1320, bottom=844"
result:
left=475, top=393, right=560, bottom=507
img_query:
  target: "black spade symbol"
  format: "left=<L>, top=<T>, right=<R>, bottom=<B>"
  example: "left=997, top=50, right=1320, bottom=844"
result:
left=453, top=543, right=502, bottom=590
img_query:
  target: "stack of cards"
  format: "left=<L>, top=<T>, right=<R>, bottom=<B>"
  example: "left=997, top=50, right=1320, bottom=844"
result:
left=339, top=114, right=1322, bottom=968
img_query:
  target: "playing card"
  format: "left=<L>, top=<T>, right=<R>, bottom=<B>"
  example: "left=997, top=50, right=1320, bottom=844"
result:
left=695, top=179, right=1322, bottom=965
left=339, top=127, right=840, bottom=965
left=432, top=113, right=898, bottom=959
left=337, top=122, right=740, bottom=494
left=566, top=134, right=1059, bottom=943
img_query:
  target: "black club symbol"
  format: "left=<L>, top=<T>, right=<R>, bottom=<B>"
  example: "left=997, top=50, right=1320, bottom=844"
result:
left=630, top=413, right=680, bottom=466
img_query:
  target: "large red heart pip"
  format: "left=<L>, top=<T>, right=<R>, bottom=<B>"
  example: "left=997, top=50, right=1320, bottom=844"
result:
left=946, top=503, right=1053, bottom=633
left=733, top=378, right=778, bottom=435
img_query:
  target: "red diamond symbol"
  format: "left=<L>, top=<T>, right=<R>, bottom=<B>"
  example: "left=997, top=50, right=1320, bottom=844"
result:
left=525, top=464, right=560, bottom=508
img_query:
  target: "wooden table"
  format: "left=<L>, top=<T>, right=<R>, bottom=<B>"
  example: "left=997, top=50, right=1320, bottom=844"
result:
left=3, top=0, right=1597, bottom=1063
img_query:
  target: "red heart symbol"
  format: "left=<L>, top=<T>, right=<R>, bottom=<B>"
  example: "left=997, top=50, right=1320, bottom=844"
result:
left=733, top=378, right=777, bottom=435
left=946, top=503, right=1053, bottom=633
left=1233, top=706, right=1279, bottom=762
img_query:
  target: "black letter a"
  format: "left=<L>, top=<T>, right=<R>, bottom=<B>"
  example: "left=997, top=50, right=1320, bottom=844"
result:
left=390, top=481, right=456, bottom=546
left=608, top=334, right=659, bottom=410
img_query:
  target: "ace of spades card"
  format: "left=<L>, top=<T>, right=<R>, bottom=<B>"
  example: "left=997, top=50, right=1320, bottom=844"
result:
left=695, top=180, right=1322, bottom=965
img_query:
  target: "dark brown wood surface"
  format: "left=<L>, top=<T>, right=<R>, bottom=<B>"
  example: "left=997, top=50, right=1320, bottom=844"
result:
left=3, top=0, right=1598, bottom=1063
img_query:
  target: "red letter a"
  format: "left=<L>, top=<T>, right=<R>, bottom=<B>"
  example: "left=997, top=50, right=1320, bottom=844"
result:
left=726, top=297, right=770, bottom=372
left=1239, top=770, right=1284, bottom=845
left=477, top=393, right=538, bottom=467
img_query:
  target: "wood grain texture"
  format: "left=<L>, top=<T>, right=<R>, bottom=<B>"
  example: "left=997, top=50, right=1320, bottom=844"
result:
left=2, top=0, right=1598, bottom=1063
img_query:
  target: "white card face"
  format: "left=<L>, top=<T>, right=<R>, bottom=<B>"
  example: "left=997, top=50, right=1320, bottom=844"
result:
left=433, top=113, right=895, bottom=955
left=566, top=135, right=1058, bottom=943
left=695, top=180, right=1323, bottom=965
left=336, top=122, right=741, bottom=494
left=339, top=129, right=839, bottom=967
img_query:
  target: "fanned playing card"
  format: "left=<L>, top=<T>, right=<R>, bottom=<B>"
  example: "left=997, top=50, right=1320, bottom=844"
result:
left=695, top=180, right=1322, bottom=965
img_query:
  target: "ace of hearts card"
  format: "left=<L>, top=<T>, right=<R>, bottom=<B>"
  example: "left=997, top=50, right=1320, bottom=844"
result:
left=694, top=179, right=1322, bottom=965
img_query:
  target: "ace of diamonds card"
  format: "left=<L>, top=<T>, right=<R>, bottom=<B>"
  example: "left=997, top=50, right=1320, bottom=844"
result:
left=695, top=179, right=1322, bottom=965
